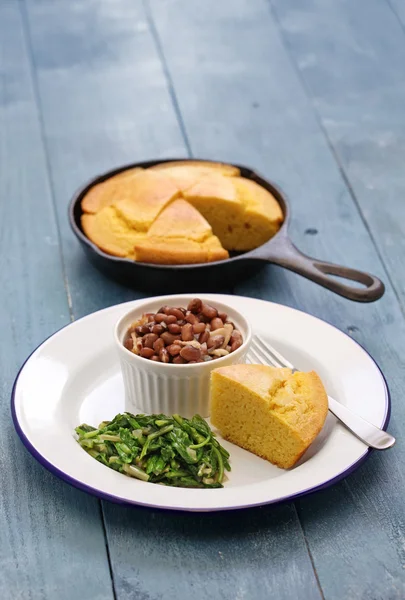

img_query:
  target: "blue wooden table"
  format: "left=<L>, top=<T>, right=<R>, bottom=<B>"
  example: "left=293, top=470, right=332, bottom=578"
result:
left=2, top=0, right=404, bottom=597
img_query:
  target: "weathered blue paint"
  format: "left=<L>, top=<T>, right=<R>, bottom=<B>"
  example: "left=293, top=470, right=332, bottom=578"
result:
left=0, top=1, right=114, bottom=598
left=1, top=0, right=404, bottom=597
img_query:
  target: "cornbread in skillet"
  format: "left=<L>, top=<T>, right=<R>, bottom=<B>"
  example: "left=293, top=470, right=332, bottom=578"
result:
left=81, top=168, right=143, bottom=214
left=149, top=160, right=240, bottom=190
left=134, top=199, right=229, bottom=264
left=182, top=174, right=246, bottom=249
left=232, top=177, right=284, bottom=251
left=81, top=170, right=179, bottom=257
left=79, top=160, right=284, bottom=263
left=147, top=198, right=213, bottom=241
left=112, top=170, right=180, bottom=231
left=210, top=364, right=328, bottom=469
left=81, top=206, right=146, bottom=258
left=134, top=237, right=228, bottom=264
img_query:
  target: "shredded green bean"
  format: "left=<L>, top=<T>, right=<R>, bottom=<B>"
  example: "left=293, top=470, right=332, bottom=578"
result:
left=75, top=412, right=230, bottom=488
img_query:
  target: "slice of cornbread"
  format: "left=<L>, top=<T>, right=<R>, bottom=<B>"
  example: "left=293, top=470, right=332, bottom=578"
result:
left=147, top=199, right=212, bottom=242
left=183, top=175, right=246, bottom=249
left=134, top=236, right=228, bottom=264
left=210, top=364, right=328, bottom=469
left=134, top=198, right=229, bottom=264
left=149, top=161, right=240, bottom=188
left=81, top=168, right=143, bottom=214
left=81, top=206, right=145, bottom=258
left=231, top=177, right=284, bottom=251
left=112, top=170, right=180, bottom=232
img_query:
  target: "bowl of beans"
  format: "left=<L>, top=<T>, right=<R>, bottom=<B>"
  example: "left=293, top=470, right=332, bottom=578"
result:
left=115, top=295, right=252, bottom=418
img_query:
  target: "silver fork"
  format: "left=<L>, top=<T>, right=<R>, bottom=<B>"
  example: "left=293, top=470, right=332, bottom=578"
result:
left=249, top=335, right=395, bottom=450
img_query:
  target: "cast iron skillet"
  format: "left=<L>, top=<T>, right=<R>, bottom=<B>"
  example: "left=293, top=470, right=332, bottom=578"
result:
left=69, top=159, right=384, bottom=301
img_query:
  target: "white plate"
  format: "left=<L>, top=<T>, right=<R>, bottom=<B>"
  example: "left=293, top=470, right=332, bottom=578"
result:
left=11, top=294, right=390, bottom=512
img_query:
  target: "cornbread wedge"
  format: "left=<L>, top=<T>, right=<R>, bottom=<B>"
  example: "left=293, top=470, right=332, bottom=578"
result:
left=81, top=206, right=145, bottom=258
left=147, top=198, right=213, bottom=242
left=149, top=161, right=240, bottom=189
left=134, top=236, right=228, bottom=265
left=81, top=168, right=143, bottom=214
left=134, top=199, right=229, bottom=264
left=183, top=175, right=283, bottom=251
left=183, top=175, right=245, bottom=249
left=210, top=364, right=328, bottom=469
left=232, top=177, right=284, bottom=250
left=113, top=170, right=180, bottom=232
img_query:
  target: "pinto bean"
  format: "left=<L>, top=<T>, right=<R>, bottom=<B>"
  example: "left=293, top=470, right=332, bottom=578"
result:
left=199, top=330, right=210, bottom=344
left=153, top=338, right=165, bottom=353
left=180, top=345, right=202, bottom=362
left=173, top=355, right=187, bottom=364
left=160, top=331, right=181, bottom=346
left=181, top=323, right=194, bottom=341
left=210, top=317, right=224, bottom=330
left=167, top=344, right=182, bottom=356
left=192, top=322, right=206, bottom=334
left=140, top=347, right=155, bottom=359
left=143, top=333, right=158, bottom=348
left=167, top=308, right=185, bottom=320
left=185, top=311, right=199, bottom=325
left=230, top=330, right=243, bottom=352
left=124, top=337, right=134, bottom=350
left=187, top=298, right=202, bottom=314
left=134, top=325, right=149, bottom=336
left=154, top=313, right=168, bottom=324
left=201, top=303, right=217, bottom=320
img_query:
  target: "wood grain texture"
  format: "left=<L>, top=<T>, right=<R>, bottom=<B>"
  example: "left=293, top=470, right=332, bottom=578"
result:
left=103, top=503, right=322, bottom=600
left=23, top=0, right=188, bottom=317
left=14, top=0, right=405, bottom=598
left=263, top=2, right=405, bottom=596
left=271, top=0, right=405, bottom=312
left=385, top=0, right=405, bottom=32
left=0, top=2, right=113, bottom=599
left=21, top=0, right=324, bottom=598
left=148, top=0, right=405, bottom=598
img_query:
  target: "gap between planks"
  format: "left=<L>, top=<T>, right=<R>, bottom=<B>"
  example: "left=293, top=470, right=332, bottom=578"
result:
left=18, top=0, right=115, bottom=596
left=19, top=0, right=75, bottom=323
left=266, top=0, right=405, bottom=324
left=141, top=1, right=329, bottom=595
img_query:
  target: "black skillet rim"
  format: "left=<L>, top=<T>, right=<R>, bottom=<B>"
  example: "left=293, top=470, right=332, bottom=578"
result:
left=68, top=158, right=291, bottom=270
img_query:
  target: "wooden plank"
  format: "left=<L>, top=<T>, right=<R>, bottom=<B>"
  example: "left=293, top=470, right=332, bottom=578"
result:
left=102, top=503, right=322, bottom=600
left=0, top=2, right=113, bottom=599
left=22, top=0, right=323, bottom=598
left=385, top=0, right=405, bottom=30
left=271, top=0, right=405, bottom=312
left=266, top=2, right=405, bottom=595
left=24, top=0, right=188, bottom=317
left=147, top=0, right=405, bottom=598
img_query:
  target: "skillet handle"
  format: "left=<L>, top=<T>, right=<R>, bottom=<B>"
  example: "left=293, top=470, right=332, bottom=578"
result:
left=251, top=236, right=385, bottom=302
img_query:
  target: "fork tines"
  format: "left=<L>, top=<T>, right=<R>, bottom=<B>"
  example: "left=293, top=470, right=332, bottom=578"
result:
left=249, top=335, right=295, bottom=371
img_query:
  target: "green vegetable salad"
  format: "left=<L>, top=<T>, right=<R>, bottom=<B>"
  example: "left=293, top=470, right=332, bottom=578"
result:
left=75, top=412, right=231, bottom=488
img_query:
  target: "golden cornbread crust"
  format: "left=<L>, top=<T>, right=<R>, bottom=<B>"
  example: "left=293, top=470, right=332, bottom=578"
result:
left=210, top=364, right=328, bottom=469
left=134, top=237, right=229, bottom=265
left=81, top=168, right=143, bottom=214
left=80, top=161, right=284, bottom=264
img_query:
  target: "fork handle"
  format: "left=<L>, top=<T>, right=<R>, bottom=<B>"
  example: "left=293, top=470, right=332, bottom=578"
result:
left=327, top=395, right=395, bottom=450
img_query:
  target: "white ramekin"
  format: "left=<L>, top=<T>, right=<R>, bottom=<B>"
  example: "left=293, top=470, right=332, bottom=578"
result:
left=114, top=295, right=252, bottom=418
